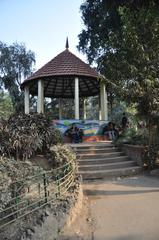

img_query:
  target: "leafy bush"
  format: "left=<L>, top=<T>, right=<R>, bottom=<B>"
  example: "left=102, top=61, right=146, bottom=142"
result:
left=115, top=127, right=149, bottom=146
left=0, top=156, right=43, bottom=209
left=142, top=119, right=159, bottom=169
left=143, top=143, right=159, bottom=170
left=0, top=113, right=62, bottom=160
left=47, top=145, right=77, bottom=169
left=49, top=127, right=63, bottom=145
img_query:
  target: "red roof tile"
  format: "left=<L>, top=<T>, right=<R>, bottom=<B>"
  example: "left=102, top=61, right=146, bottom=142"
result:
left=21, top=49, right=100, bottom=98
left=22, top=49, right=98, bottom=83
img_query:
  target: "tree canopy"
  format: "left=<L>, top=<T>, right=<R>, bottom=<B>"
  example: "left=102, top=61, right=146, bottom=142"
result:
left=0, top=91, right=13, bottom=119
left=78, top=0, right=159, bottom=120
left=0, top=42, right=35, bottom=112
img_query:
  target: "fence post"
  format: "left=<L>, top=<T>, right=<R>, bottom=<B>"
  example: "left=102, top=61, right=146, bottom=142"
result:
left=56, top=174, right=61, bottom=197
left=43, top=173, right=48, bottom=203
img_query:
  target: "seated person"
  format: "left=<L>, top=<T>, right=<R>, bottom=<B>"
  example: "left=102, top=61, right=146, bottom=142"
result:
left=112, top=123, right=119, bottom=139
left=79, top=128, right=84, bottom=143
left=64, top=127, right=73, bottom=139
left=65, top=124, right=79, bottom=143
left=70, top=125, right=80, bottom=143
left=103, top=124, right=109, bottom=140
left=65, top=124, right=84, bottom=143
left=103, top=122, right=117, bottom=140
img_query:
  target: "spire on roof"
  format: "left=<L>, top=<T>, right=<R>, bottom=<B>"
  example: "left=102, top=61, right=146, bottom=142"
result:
left=65, top=37, right=69, bottom=49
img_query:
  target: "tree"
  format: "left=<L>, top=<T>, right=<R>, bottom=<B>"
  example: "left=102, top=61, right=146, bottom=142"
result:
left=0, top=42, right=35, bottom=112
left=0, top=91, right=13, bottom=119
left=119, top=4, right=159, bottom=116
left=78, top=0, right=159, bottom=121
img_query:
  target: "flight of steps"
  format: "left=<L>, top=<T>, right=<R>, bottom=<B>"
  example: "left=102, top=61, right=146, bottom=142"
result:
left=71, top=142, right=141, bottom=180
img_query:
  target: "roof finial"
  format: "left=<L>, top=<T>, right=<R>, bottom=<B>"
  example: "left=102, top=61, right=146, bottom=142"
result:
left=65, top=37, right=69, bottom=49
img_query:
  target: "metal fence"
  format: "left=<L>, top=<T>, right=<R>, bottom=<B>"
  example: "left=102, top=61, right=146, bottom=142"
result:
left=0, top=160, right=76, bottom=229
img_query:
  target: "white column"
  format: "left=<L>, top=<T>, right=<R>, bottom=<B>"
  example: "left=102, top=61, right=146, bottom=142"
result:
left=99, top=110, right=102, bottom=120
left=99, top=95, right=101, bottom=120
left=104, top=90, right=108, bottom=121
left=24, top=85, right=30, bottom=114
left=83, top=98, right=87, bottom=120
left=37, top=79, right=44, bottom=113
left=100, top=82, right=108, bottom=121
left=59, top=98, right=62, bottom=119
left=75, top=77, right=79, bottom=119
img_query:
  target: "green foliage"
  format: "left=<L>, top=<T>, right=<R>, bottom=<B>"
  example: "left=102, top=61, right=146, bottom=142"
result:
left=0, top=113, right=62, bottom=160
left=0, top=156, right=43, bottom=209
left=48, top=145, right=77, bottom=169
left=0, top=91, right=13, bottom=119
left=0, top=156, right=42, bottom=184
left=115, top=127, right=149, bottom=146
left=0, top=42, right=35, bottom=112
left=143, top=143, right=159, bottom=170
left=45, top=98, right=75, bottom=119
left=45, top=98, right=90, bottom=120
left=110, top=101, right=137, bottom=126
left=142, top=116, right=159, bottom=169
left=49, top=127, right=63, bottom=145
left=118, top=3, right=159, bottom=116
left=78, top=0, right=159, bottom=119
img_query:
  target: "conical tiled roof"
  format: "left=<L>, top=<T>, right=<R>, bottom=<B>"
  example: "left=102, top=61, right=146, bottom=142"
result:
left=21, top=48, right=100, bottom=98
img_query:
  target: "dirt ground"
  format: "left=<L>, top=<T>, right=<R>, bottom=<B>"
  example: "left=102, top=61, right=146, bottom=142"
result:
left=58, top=196, right=93, bottom=240
left=59, top=174, right=159, bottom=240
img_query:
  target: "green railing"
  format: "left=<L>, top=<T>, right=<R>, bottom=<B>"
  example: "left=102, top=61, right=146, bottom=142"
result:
left=0, top=160, right=76, bottom=229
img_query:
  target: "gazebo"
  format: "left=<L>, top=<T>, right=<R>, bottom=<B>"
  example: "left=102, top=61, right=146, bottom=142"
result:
left=21, top=40, right=108, bottom=121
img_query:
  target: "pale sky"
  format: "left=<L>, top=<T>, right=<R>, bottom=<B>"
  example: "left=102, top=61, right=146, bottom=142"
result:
left=0, top=0, right=86, bottom=70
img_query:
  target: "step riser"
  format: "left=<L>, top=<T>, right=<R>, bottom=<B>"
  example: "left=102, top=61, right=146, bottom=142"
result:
left=75, top=149, right=117, bottom=158
left=77, top=151, right=120, bottom=159
left=77, top=152, right=124, bottom=159
left=71, top=144, right=113, bottom=150
left=75, top=149, right=117, bottom=155
left=79, top=162, right=136, bottom=171
left=78, top=157, right=129, bottom=165
left=80, top=168, right=141, bottom=180
left=69, top=142, right=114, bottom=148
left=72, top=144, right=113, bottom=148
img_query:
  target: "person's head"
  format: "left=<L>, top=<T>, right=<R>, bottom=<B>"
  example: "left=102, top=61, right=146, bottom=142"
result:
left=70, top=123, right=76, bottom=129
left=123, top=112, right=125, bottom=116
left=108, top=122, right=113, bottom=128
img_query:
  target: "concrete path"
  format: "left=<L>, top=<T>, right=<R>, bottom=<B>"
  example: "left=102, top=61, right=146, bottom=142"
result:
left=84, top=175, right=159, bottom=240
left=59, top=174, right=159, bottom=240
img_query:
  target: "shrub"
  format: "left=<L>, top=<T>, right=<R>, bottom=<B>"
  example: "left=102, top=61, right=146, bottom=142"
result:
left=0, top=113, right=62, bottom=160
left=49, top=127, right=63, bottom=145
left=143, top=143, right=159, bottom=170
left=115, top=127, right=149, bottom=146
left=47, top=144, right=77, bottom=169
left=0, top=156, right=43, bottom=210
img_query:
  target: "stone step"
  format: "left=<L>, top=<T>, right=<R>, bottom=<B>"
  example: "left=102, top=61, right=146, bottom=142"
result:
left=77, top=151, right=124, bottom=159
left=78, top=155, right=129, bottom=165
left=79, top=166, right=142, bottom=180
left=71, top=143, right=114, bottom=150
left=77, top=150, right=123, bottom=159
left=70, top=142, right=113, bottom=150
left=75, top=148, right=118, bottom=156
left=79, top=160, right=136, bottom=171
left=74, top=147, right=117, bottom=154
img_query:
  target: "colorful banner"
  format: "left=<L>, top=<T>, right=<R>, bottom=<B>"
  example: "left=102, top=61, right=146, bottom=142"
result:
left=52, top=119, right=108, bottom=137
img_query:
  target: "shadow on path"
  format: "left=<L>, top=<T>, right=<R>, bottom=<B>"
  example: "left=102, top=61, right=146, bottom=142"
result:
left=58, top=233, right=148, bottom=240
left=83, top=174, right=159, bottom=189
left=84, top=188, right=159, bottom=196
